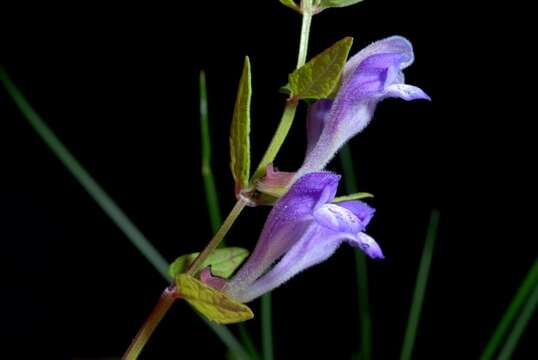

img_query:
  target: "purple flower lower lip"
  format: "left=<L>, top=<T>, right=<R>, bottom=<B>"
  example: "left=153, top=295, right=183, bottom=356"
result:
left=213, top=172, right=383, bottom=303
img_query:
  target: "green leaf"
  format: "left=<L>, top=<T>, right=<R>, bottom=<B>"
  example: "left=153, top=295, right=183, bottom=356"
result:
left=317, top=0, right=363, bottom=9
left=289, top=37, right=353, bottom=100
left=279, top=0, right=300, bottom=12
left=333, top=192, right=374, bottom=203
left=177, top=274, right=254, bottom=324
left=230, top=57, right=252, bottom=192
left=279, top=83, right=292, bottom=95
left=169, top=247, right=250, bottom=279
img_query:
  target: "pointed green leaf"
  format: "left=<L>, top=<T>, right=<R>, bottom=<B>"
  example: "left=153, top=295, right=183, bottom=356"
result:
left=317, top=0, right=363, bottom=9
left=289, top=37, right=353, bottom=100
left=177, top=274, right=254, bottom=324
left=333, top=192, right=374, bottom=203
left=230, top=57, right=252, bottom=192
left=169, top=247, right=250, bottom=279
left=279, top=0, right=300, bottom=12
left=279, top=83, right=292, bottom=95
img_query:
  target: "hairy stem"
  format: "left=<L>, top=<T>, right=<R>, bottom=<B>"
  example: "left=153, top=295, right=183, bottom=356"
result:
left=252, top=100, right=298, bottom=180
left=297, top=0, right=313, bottom=68
left=251, top=0, right=313, bottom=181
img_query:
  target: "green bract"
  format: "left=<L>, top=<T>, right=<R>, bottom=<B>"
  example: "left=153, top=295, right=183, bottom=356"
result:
left=333, top=192, right=374, bottom=203
left=169, top=247, right=249, bottom=279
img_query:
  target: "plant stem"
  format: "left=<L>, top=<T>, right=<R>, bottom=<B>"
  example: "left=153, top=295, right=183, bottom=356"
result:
left=123, top=1, right=316, bottom=354
left=480, top=259, right=538, bottom=360
left=252, top=100, right=298, bottom=180
left=123, top=287, right=178, bottom=360
left=400, top=209, right=440, bottom=360
left=339, top=145, right=372, bottom=360
left=187, top=199, right=247, bottom=275
left=238, top=324, right=262, bottom=360
left=497, top=277, right=538, bottom=360
left=199, top=70, right=223, bottom=235
left=261, top=293, right=274, bottom=360
left=297, top=0, right=313, bottom=68
left=203, top=318, right=251, bottom=360
left=251, top=0, right=313, bottom=181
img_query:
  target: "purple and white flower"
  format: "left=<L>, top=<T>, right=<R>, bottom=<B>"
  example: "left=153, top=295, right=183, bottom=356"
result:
left=259, top=36, right=430, bottom=194
left=207, top=172, right=382, bottom=303
left=295, top=36, right=430, bottom=179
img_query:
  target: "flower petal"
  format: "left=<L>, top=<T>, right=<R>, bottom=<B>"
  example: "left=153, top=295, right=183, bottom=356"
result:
left=352, top=232, right=384, bottom=259
left=225, top=172, right=340, bottom=297
left=313, top=203, right=362, bottom=233
left=252, top=172, right=341, bottom=260
left=342, top=36, right=414, bottom=86
left=224, top=219, right=312, bottom=297
left=295, top=36, right=429, bottom=177
left=342, top=52, right=410, bottom=100
left=337, top=200, right=375, bottom=231
left=382, top=83, right=431, bottom=101
left=295, top=100, right=375, bottom=177
left=232, top=224, right=347, bottom=302
left=233, top=224, right=383, bottom=302
left=306, top=100, right=333, bottom=158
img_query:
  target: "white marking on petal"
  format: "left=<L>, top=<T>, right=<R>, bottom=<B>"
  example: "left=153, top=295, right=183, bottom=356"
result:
left=313, top=203, right=362, bottom=233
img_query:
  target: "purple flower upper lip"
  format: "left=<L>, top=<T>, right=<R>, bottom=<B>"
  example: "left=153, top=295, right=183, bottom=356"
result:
left=217, top=172, right=383, bottom=303
left=295, top=35, right=431, bottom=180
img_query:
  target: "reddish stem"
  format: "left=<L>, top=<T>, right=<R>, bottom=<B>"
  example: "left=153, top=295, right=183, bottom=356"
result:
left=123, top=285, right=178, bottom=360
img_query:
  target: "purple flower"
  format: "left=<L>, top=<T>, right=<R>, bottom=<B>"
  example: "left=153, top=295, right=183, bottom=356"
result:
left=296, top=36, right=430, bottom=179
left=212, top=172, right=382, bottom=303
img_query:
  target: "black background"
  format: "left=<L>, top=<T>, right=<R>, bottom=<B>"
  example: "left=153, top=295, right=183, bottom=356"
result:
left=1, top=1, right=535, bottom=359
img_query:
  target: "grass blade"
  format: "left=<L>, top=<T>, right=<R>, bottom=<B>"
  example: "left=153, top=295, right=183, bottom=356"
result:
left=400, top=209, right=440, bottom=360
left=0, top=65, right=171, bottom=278
left=339, top=144, right=372, bottom=360
left=198, top=316, right=250, bottom=360
left=0, top=65, right=247, bottom=356
left=238, top=323, right=261, bottom=360
left=497, top=275, right=538, bottom=360
left=261, top=293, right=274, bottom=360
left=481, top=259, right=538, bottom=359
left=199, top=71, right=223, bottom=234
